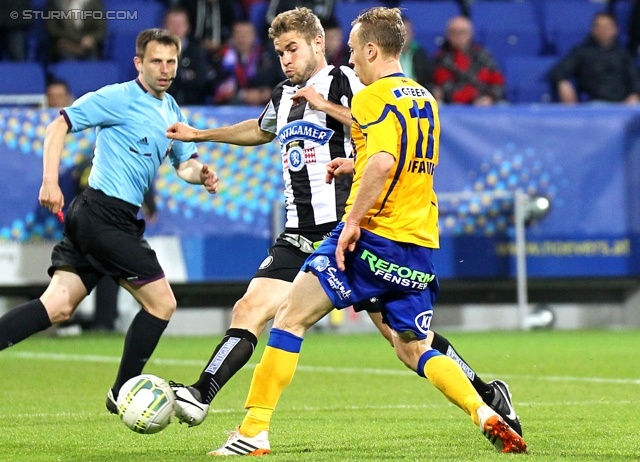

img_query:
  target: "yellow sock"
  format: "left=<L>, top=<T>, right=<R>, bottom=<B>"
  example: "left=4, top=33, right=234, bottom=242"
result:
left=423, top=354, right=485, bottom=426
left=240, top=329, right=302, bottom=437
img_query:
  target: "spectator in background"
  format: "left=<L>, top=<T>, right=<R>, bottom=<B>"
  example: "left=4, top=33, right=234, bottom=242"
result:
left=46, top=78, right=74, bottom=108
left=0, top=0, right=32, bottom=61
left=182, top=0, right=237, bottom=62
left=164, top=8, right=209, bottom=105
left=45, top=0, right=106, bottom=62
left=432, top=16, right=504, bottom=106
left=400, top=15, right=434, bottom=91
left=548, top=12, right=640, bottom=104
left=213, top=20, right=282, bottom=105
left=323, top=16, right=350, bottom=67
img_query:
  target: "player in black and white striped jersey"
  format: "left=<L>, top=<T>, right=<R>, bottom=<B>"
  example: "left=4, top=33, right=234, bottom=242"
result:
left=165, top=8, right=522, bottom=440
left=165, top=10, right=368, bottom=426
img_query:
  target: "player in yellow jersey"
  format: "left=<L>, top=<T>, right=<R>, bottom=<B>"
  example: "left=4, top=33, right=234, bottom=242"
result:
left=207, top=7, right=527, bottom=456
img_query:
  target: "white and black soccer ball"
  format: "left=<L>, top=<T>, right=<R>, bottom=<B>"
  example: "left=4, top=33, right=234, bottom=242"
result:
left=116, top=374, right=176, bottom=434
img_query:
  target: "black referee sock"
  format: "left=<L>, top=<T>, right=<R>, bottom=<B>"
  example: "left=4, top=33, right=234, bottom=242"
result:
left=193, top=328, right=258, bottom=404
left=112, top=308, right=168, bottom=396
left=431, top=331, right=494, bottom=401
left=0, top=299, right=52, bottom=350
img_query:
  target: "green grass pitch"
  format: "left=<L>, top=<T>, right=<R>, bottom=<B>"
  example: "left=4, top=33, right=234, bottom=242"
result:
left=0, top=329, right=638, bottom=461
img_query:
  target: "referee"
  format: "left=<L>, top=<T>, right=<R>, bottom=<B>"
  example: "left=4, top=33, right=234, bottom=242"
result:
left=0, top=28, right=219, bottom=411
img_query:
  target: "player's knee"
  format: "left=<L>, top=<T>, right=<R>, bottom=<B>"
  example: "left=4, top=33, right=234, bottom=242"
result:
left=43, top=301, right=75, bottom=324
left=145, top=295, right=176, bottom=320
left=231, top=297, right=269, bottom=332
left=40, top=293, right=80, bottom=324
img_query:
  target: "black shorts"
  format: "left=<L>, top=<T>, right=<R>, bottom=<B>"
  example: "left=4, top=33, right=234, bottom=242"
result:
left=48, top=187, right=164, bottom=292
left=253, top=231, right=326, bottom=282
left=253, top=230, right=381, bottom=314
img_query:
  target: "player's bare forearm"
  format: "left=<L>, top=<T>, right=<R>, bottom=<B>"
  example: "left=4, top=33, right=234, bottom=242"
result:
left=346, top=152, right=395, bottom=225
left=326, top=158, right=354, bottom=184
left=293, top=86, right=352, bottom=126
left=175, top=119, right=274, bottom=145
left=320, top=101, right=352, bottom=127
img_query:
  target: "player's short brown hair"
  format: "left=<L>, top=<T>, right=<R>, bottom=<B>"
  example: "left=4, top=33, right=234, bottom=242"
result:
left=351, top=7, right=405, bottom=56
left=136, top=28, right=181, bottom=59
left=268, top=7, right=324, bottom=44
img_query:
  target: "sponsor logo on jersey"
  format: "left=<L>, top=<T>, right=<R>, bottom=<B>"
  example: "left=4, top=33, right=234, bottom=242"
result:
left=360, top=249, right=435, bottom=290
left=277, top=120, right=334, bottom=146
left=392, top=86, right=430, bottom=100
left=414, top=310, right=433, bottom=334
left=308, top=255, right=352, bottom=300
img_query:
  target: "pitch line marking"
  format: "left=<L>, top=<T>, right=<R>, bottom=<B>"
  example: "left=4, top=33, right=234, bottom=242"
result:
left=1, top=399, right=637, bottom=421
left=3, top=351, right=640, bottom=385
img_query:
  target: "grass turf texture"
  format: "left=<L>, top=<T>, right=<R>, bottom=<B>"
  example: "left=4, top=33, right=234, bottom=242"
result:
left=0, top=329, right=638, bottom=461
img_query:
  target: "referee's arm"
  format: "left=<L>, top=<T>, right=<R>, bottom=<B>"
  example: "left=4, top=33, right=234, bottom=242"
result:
left=39, top=115, right=70, bottom=213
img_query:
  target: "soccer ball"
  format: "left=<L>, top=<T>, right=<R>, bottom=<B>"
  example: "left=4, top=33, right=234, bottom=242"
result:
left=116, top=374, right=176, bottom=434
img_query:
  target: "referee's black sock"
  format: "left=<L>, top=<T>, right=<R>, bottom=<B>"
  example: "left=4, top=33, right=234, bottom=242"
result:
left=0, top=299, right=52, bottom=350
left=430, top=331, right=494, bottom=402
left=192, top=328, right=258, bottom=404
left=112, top=308, right=168, bottom=396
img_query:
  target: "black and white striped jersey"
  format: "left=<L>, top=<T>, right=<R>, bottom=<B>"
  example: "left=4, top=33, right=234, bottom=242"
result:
left=258, top=64, right=364, bottom=234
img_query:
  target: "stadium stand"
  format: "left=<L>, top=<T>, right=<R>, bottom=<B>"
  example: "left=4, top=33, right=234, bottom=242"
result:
left=48, top=61, right=121, bottom=98
left=0, top=62, right=47, bottom=106
left=503, top=55, right=556, bottom=103
left=105, top=30, right=143, bottom=82
left=612, top=0, right=633, bottom=46
left=400, top=1, right=461, bottom=53
left=334, top=1, right=379, bottom=43
left=249, top=0, right=270, bottom=39
left=470, top=1, right=543, bottom=69
left=0, top=62, right=46, bottom=94
left=543, top=0, right=607, bottom=55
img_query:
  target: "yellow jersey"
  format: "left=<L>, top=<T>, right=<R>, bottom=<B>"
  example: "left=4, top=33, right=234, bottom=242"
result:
left=346, top=73, right=440, bottom=248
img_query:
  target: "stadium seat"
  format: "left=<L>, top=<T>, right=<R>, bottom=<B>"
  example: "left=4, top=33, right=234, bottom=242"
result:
left=334, top=1, right=379, bottom=40
left=0, top=62, right=46, bottom=95
left=504, top=56, right=557, bottom=103
left=249, top=1, right=269, bottom=38
left=543, top=0, right=606, bottom=55
left=470, top=1, right=543, bottom=69
left=106, top=1, right=166, bottom=35
left=48, top=61, right=122, bottom=98
left=613, top=0, right=633, bottom=46
left=400, top=1, right=461, bottom=53
left=106, top=30, right=141, bottom=82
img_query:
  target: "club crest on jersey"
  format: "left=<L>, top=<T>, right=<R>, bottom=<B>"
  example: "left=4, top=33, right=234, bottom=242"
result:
left=287, top=145, right=305, bottom=172
left=309, top=255, right=330, bottom=272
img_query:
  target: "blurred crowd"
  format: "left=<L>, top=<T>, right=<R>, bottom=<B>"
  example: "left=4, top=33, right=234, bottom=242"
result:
left=1, top=0, right=640, bottom=106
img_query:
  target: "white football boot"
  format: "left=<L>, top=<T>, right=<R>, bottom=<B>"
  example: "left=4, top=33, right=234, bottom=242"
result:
left=169, top=382, right=210, bottom=427
left=207, top=427, right=271, bottom=456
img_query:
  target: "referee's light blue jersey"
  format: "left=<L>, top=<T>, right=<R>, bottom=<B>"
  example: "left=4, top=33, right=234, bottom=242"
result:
left=61, top=78, right=198, bottom=207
